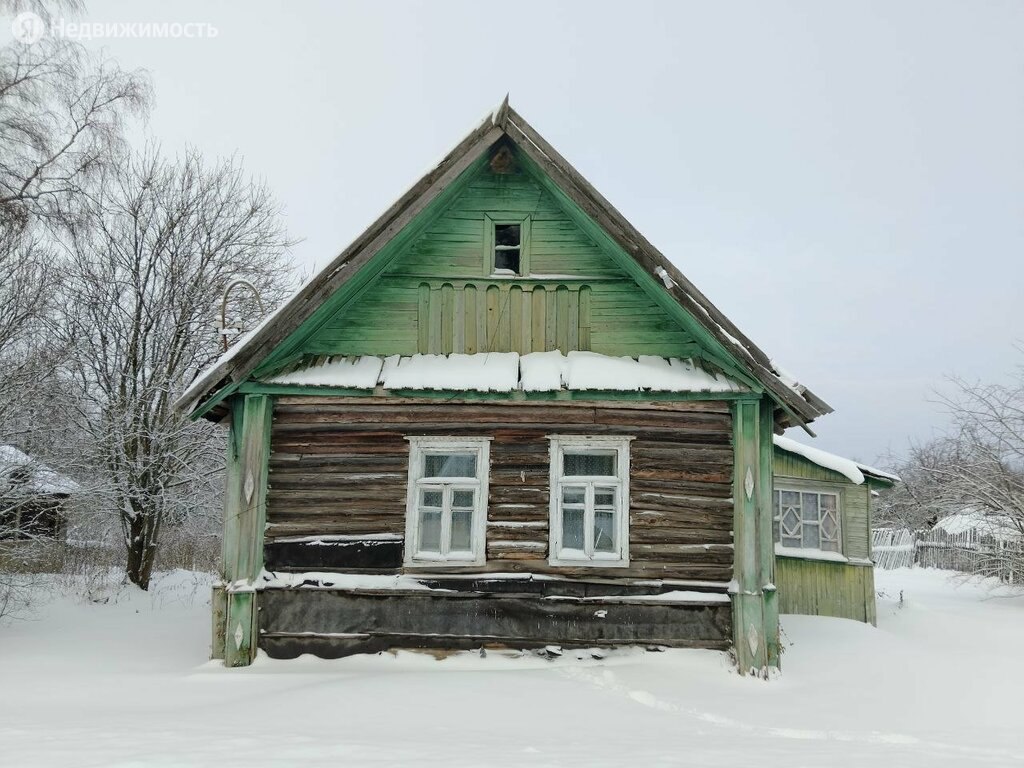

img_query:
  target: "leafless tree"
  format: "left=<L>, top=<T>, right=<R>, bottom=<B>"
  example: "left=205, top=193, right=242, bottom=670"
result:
left=875, top=357, right=1024, bottom=578
left=0, top=23, right=147, bottom=612
left=0, top=37, right=149, bottom=230
left=55, top=148, right=293, bottom=589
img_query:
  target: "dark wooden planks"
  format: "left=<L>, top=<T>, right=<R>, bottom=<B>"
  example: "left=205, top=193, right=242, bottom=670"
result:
left=258, top=588, right=732, bottom=659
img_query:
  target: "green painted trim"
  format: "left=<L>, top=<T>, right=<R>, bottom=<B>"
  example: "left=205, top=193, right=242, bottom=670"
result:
left=236, top=381, right=758, bottom=403
left=758, top=395, right=779, bottom=668
left=219, top=393, right=273, bottom=667
left=731, top=399, right=770, bottom=674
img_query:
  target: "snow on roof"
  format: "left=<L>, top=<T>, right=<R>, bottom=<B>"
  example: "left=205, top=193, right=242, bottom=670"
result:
left=773, top=436, right=900, bottom=486
left=264, top=351, right=745, bottom=394
left=0, top=445, right=79, bottom=495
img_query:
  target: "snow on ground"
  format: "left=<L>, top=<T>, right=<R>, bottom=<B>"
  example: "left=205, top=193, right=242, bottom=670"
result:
left=1, top=568, right=1023, bottom=767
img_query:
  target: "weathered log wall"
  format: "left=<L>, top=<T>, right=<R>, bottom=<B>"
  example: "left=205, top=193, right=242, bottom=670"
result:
left=266, top=397, right=734, bottom=584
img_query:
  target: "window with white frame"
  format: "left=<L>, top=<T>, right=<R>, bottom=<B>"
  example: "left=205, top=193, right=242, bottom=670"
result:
left=773, top=488, right=841, bottom=552
left=548, top=436, right=631, bottom=566
left=405, top=437, right=490, bottom=565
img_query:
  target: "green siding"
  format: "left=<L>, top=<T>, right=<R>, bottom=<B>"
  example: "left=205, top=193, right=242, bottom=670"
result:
left=305, top=159, right=698, bottom=358
left=772, top=449, right=872, bottom=561
left=776, top=557, right=876, bottom=625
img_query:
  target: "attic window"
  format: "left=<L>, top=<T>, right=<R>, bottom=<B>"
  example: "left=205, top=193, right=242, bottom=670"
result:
left=493, top=224, right=521, bottom=274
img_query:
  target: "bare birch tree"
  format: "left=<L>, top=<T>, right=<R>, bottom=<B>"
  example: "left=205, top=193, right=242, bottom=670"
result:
left=0, top=23, right=148, bottom=611
left=56, top=149, right=292, bottom=589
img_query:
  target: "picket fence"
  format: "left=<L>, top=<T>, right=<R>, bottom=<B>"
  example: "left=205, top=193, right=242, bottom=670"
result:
left=872, top=527, right=1024, bottom=584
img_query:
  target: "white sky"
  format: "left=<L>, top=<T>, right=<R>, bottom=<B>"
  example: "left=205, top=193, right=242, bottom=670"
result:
left=8, top=0, right=1024, bottom=465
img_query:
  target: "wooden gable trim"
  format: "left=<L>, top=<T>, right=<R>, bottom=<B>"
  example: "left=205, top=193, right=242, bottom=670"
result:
left=177, top=101, right=831, bottom=428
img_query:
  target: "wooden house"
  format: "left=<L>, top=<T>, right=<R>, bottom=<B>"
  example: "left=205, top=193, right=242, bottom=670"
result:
left=0, top=445, right=79, bottom=541
left=178, top=100, right=860, bottom=674
left=772, top=437, right=897, bottom=625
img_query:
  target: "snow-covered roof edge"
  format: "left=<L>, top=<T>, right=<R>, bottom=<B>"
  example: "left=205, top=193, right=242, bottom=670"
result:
left=175, top=98, right=831, bottom=427
left=0, top=445, right=80, bottom=495
left=773, top=436, right=900, bottom=486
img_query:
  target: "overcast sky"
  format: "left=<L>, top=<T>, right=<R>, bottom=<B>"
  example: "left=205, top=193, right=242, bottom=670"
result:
left=7, top=1, right=1023, bottom=465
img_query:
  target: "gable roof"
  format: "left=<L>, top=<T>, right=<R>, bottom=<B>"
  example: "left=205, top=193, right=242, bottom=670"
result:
left=177, top=98, right=832, bottom=428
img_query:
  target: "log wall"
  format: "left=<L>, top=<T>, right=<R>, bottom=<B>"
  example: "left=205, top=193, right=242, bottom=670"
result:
left=266, top=397, right=734, bottom=584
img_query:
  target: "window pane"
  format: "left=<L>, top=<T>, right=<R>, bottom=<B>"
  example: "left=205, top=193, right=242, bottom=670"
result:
left=594, top=510, right=616, bottom=553
left=562, top=507, right=585, bottom=551
left=420, top=489, right=442, bottom=508
left=801, top=493, right=819, bottom=522
left=494, top=248, right=520, bottom=272
left=419, top=509, right=442, bottom=553
left=564, top=451, right=616, bottom=477
left=821, top=538, right=840, bottom=553
left=780, top=490, right=800, bottom=507
left=801, top=523, right=819, bottom=549
left=562, top=486, right=585, bottom=505
left=424, top=452, right=476, bottom=478
left=594, top=488, right=616, bottom=508
left=820, top=494, right=837, bottom=512
left=450, top=509, right=473, bottom=552
left=780, top=507, right=801, bottom=537
left=494, top=223, right=521, bottom=247
left=452, top=489, right=475, bottom=508
left=781, top=535, right=801, bottom=548
left=821, top=512, right=838, bottom=540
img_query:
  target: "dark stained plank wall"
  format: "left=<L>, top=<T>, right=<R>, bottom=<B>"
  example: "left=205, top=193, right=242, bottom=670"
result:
left=266, top=397, right=734, bottom=584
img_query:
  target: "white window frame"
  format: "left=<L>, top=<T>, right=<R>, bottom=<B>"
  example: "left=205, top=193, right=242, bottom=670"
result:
left=773, top=486, right=842, bottom=554
left=547, top=435, right=632, bottom=567
left=404, top=436, right=491, bottom=567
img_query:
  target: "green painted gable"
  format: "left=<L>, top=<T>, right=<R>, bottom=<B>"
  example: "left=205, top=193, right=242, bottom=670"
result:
left=298, top=148, right=700, bottom=360
left=772, top=447, right=873, bottom=561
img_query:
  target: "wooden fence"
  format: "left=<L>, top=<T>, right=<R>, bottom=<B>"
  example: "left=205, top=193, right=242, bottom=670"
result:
left=872, top=527, right=1024, bottom=584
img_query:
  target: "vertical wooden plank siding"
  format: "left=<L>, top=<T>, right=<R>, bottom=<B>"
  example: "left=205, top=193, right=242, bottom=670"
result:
left=731, top=400, right=771, bottom=674
left=775, top=558, right=876, bottom=625
left=222, top=394, right=273, bottom=667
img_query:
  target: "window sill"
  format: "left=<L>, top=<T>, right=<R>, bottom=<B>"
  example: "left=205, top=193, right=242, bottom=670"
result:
left=774, top=545, right=848, bottom=564
left=403, top=557, right=485, bottom=568
left=548, top=556, right=630, bottom=568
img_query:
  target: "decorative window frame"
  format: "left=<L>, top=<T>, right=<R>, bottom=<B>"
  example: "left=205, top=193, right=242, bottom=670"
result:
left=773, top=484, right=843, bottom=555
left=547, top=435, right=632, bottom=567
left=483, top=214, right=531, bottom=277
left=404, top=436, right=491, bottom=567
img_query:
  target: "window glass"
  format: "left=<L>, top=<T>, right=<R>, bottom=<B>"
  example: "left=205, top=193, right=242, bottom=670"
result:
left=419, top=509, right=442, bottom=553
left=564, top=451, right=616, bottom=477
left=562, top=507, right=585, bottom=551
left=494, top=223, right=522, bottom=273
left=424, top=453, right=476, bottom=478
left=594, top=510, right=616, bottom=553
left=450, top=509, right=473, bottom=552
left=495, top=224, right=520, bottom=247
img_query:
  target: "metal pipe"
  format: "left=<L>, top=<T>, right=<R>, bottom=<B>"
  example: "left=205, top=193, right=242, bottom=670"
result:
left=220, top=279, right=265, bottom=351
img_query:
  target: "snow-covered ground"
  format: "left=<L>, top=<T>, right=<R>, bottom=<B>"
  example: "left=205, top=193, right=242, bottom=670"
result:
left=2, top=568, right=1022, bottom=767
